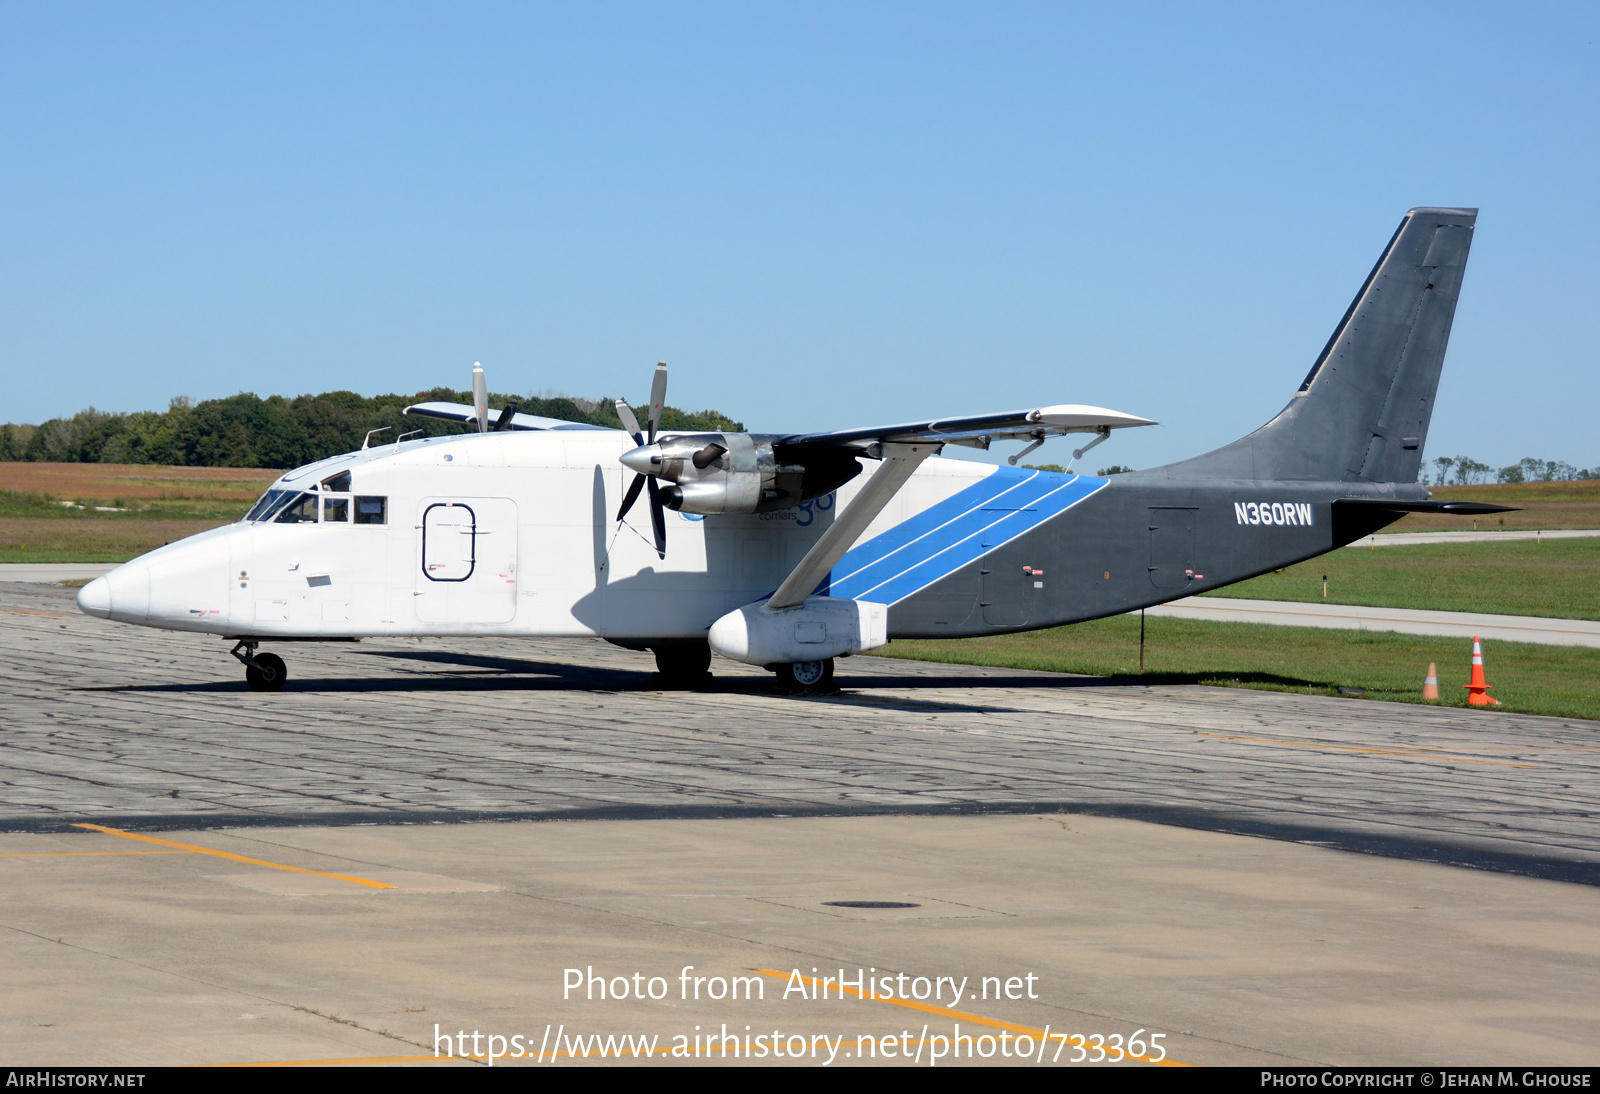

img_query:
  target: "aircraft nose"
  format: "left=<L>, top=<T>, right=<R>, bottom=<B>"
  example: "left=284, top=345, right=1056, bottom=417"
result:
left=77, top=576, right=112, bottom=619
left=620, top=444, right=660, bottom=475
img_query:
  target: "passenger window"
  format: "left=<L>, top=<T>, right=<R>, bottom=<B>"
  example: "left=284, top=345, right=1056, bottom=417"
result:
left=354, top=496, right=387, bottom=525
left=273, top=493, right=319, bottom=524
left=322, top=496, right=349, bottom=522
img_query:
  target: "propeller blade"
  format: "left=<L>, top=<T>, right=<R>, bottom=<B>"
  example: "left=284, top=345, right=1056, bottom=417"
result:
left=614, top=399, right=644, bottom=445
left=493, top=400, right=519, bottom=432
left=616, top=473, right=646, bottom=522
left=647, top=476, right=666, bottom=558
left=647, top=361, right=667, bottom=443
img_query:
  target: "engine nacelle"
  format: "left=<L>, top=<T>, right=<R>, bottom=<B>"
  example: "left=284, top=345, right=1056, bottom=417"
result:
left=643, top=432, right=861, bottom=515
left=708, top=597, right=889, bottom=666
left=661, top=478, right=762, bottom=515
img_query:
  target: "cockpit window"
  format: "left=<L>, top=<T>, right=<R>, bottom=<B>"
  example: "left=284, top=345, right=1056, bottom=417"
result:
left=322, top=471, right=352, bottom=492
left=273, top=493, right=319, bottom=524
left=245, top=488, right=290, bottom=522
left=322, top=496, right=350, bottom=522
left=353, top=496, right=387, bottom=525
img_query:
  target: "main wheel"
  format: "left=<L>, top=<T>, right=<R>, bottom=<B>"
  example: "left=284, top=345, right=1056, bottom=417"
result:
left=776, top=658, right=833, bottom=692
left=653, top=642, right=712, bottom=687
left=245, top=652, right=287, bottom=692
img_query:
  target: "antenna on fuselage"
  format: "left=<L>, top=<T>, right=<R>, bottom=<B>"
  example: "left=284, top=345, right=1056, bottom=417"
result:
left=472, top=362, right=489, bottom=433
left=361, top=427, right=391, bottom=450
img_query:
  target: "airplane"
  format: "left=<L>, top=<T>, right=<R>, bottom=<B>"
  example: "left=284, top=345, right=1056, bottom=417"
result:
left=76, top=207, right=1509, bottom=693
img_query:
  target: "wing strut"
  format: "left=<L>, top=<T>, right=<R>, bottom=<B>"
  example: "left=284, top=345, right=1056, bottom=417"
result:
left=765, top=442, right=939, bottom=612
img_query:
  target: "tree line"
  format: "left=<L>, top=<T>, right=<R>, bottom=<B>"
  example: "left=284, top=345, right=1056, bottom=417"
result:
left=0, top=389, right=744, bottom=470
left=1430, top=455, right=1598, bottom=486
left=2, top=393, right=1593, bottom=484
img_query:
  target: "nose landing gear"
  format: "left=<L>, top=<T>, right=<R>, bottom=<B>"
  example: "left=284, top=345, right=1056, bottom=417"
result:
left=230, top=641, right=288, bottom=692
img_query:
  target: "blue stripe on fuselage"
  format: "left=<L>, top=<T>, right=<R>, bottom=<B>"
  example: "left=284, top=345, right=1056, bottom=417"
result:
left=825, top=466, right=1108, bottom=605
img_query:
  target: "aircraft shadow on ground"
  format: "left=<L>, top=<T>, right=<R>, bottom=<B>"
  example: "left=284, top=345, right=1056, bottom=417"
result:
left=70, top=647, right=1172, bottom=699
left=12, top=799, right=1598, bottom=889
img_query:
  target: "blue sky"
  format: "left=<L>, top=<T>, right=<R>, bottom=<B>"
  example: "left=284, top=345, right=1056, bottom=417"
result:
left=2, top=2, right=1596, bottom=471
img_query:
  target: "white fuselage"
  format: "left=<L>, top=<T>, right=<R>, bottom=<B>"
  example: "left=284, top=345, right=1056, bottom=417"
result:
left=77, top=429, right=992, bottom=642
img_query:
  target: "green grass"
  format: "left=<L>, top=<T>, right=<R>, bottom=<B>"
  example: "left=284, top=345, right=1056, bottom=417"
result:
left=0, top=489, right=247, bottom=562
left=0, top=517, right=234, bottom=562
left=0, top=488, right=251, bottom=522
left=1204, top=538, right=1600, bottom=621
left=873, top=614, right=1600, bottom=721
left=1394, top=479, right=1600, bottom=531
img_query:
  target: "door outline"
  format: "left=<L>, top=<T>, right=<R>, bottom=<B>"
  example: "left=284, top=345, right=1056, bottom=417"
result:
left=421, top=502, right=477, bottom=582
left=1148, top=506, right=1198, bottom=589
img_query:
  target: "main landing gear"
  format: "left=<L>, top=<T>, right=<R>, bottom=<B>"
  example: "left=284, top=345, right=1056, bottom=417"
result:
left=231, top=640, right=287, bottom=692
left=774, top=658, right=834, bottom=694
left=653, top=641, right=714, bottom=689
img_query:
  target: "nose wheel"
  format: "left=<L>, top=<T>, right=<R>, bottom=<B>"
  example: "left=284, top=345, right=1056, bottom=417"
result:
left=775, top=658, right=834, bottom=694
left=230, top=641, right=288, bottom=692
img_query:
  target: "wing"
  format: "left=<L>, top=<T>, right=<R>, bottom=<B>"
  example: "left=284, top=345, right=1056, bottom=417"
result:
left=776, top=404, right=1156, bottom=450
left=760, top=404, right=1153, bottom=611
left=402, top=401, right=614, bottom=432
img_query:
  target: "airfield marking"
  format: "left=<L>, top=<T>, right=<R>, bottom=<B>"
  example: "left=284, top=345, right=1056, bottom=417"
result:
left=221, top=1036, right=1116, bottom=1065
left=1196, top=733, right=1534, bottom=769
left=71, top=824, right=396, bottom=889
left=0, top=607, right=74, bottom=618
left=753, top=970, right=1192, bottom=1067
left=0, top=850, right=193, bottom=857
left=220, top=1055, right=469, bottom=1067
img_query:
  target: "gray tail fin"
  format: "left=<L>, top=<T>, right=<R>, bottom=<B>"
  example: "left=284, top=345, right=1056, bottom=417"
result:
left=1149, top=207, right=1477, bottom=483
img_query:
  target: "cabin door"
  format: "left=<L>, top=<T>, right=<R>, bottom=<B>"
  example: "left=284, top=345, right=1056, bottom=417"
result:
left=415, top=498, right=518, bottom=624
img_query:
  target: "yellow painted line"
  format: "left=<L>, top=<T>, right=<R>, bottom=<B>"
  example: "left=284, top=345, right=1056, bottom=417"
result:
left=221, top=1056, right=464, bottom=1067
left=1376, top=745, right=1600, bottom=753
left=0, top=608, right=74, bottom=618
left=0, top=850, right=194, bottom=857
left=71, top=824, right=395, bottom=889
left=754, top=970, right=1191, bottom=1067
left=1196, top=732, right=1533, bottom=769
left=224, top=1039, right=1059, bottom=1065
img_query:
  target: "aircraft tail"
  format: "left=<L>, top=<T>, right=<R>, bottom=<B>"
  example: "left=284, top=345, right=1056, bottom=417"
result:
left=1146, top=207, right=1477, bottom=483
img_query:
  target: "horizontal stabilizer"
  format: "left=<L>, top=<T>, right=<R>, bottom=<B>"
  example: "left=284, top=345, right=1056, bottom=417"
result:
left=1333, top=498, right=1517, bottom=515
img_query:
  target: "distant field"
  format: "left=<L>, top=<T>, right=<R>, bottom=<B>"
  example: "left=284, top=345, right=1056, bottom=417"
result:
left=0, top=462, right=279, bottom=562
left=0, top=517, right=232, bottom=562
left=874, top=614, right=1600, bottom=721
left=1206, top=538, right=1600, bottom=621
left=0, top=462, right=279, bottom=504
left=1391, top=479, right=1600, bottom=531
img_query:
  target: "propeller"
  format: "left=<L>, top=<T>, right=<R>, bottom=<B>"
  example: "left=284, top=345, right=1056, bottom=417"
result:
left=493, top=399, right=519, bottom=431
left=614, top=362, right=669, bottom=558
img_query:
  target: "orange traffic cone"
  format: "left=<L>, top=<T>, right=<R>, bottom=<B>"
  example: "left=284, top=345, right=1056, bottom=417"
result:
left=1422, top=663, right=1439, bottom=700
left=1463, top=636, right=1500, bottom=706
